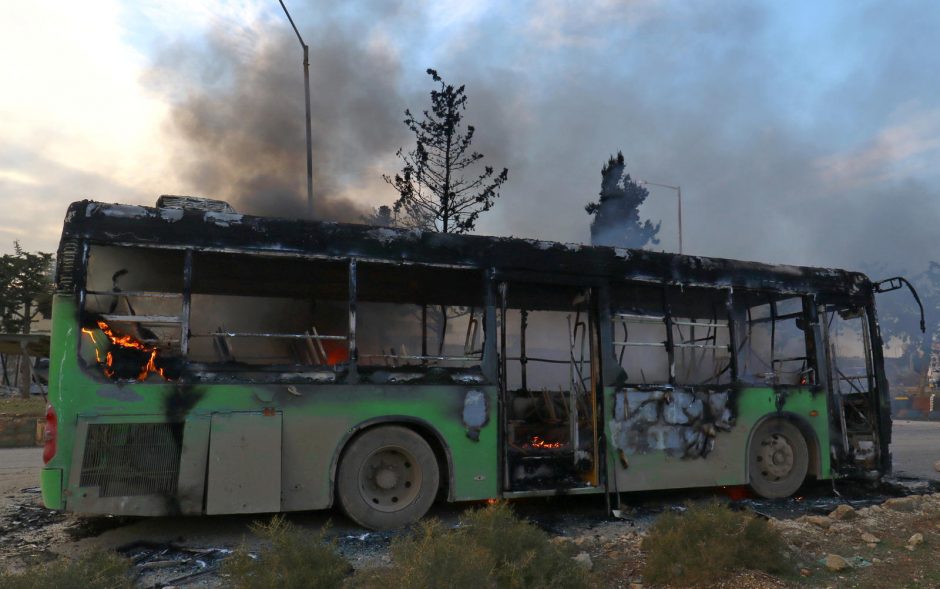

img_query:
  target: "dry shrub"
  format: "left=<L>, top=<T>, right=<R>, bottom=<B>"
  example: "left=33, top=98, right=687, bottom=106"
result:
left=222, top=515, right=351, bottom=589
left=354, top=502, right=593, bottom=589
left=0, top=551, right=132, bottom=589
left=641, top=500, right=790, bottom=586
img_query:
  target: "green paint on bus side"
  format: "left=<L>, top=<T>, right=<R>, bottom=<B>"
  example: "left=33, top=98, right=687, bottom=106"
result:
left=41, top=295, right=498, bottom=512
left=604, top=385, right=830, bottom=493
left=736, top=387, right=831, bottom=479
left=40, top=468, right=62, bottom=510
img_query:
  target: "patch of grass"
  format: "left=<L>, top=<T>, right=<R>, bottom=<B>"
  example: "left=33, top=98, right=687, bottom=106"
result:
left=641, top=500, right=790, bottom=587
left=222, top=515, right=351, bottom=589
left=0, top=551, right=132, bottom=589
left=0, top=396, right=45, bottom=417
left=354, top=502, right=594, bottom=589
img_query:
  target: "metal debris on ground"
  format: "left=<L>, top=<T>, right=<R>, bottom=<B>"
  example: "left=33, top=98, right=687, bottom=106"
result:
left=118, top=541, right=232, bottom=588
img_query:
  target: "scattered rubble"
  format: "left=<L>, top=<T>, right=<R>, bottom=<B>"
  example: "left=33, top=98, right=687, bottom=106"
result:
left=829, top=504, right=857, bottom=520
left=2, top=481, right=940, bottom=587
left=573, top=551, right=594, bottom=570
left=883, top=496, right=919, bottom=512
left=906, top=532, right=924, bottom=550
left=824, top=553, right=850, bottom=571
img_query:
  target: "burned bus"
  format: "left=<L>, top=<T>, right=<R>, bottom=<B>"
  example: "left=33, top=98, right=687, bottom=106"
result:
left=40, top=197, right=913, bottom=529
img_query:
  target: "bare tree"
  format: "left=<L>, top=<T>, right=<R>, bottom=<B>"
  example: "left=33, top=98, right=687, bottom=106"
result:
left=384, top=69, right=508, bottom=234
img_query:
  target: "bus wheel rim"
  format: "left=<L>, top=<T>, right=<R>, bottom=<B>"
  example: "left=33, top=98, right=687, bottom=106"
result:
left=358, top=446, right=422, bottom=513
left=756, top=433, right=795, bottom=481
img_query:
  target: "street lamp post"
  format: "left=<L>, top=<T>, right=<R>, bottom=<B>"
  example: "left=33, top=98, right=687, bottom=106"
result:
left=278, top=0, right=314, bottom=220
left=640, top=180, right=682, bottom=254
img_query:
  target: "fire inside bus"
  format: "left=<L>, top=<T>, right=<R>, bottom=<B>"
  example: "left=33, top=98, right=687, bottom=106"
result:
left=39, top=196, right=919, bottom=529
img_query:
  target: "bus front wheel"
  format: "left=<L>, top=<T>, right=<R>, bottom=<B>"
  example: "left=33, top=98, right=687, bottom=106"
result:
left=336, top=425, right=440, bottom=530
left=747, top=419, right=809, bottom=499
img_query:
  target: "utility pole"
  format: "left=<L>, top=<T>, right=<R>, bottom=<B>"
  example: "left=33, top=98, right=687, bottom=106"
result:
left=640, top=180, right=682, bottom=254
left=278, top=0, right=314, bottom=219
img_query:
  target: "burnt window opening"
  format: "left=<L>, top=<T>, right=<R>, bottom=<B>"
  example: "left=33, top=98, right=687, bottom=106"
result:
left=610, top=284, right=732, bottom=386
left=823, top=305, right=874, bottom=396
left=501, top=282, right=597, bottom=491
left=671, top=288, right=733, bottom=386
left=80, top=245, right=351, bottom=381
left=188, top=253, right=349, bottom=370
left=737, top=294, right=815, bottom=387
left=610, top=283, right=670, bottom=385
left=356, top=263, right=485, bottom=371
left=81, top=245, right=186, bottom=381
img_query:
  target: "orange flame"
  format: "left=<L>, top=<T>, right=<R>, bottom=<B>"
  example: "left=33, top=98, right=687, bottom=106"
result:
left=527, top=435, right=563, bottom=449
left=84, top=321, right=168, bottom=381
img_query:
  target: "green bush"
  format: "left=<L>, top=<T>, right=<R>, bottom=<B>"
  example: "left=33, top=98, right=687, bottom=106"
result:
left=641, top=500, right=790, bottom=586
left=0, top=551, right=132, bottom=589
left=222, top=515, right=351, bottom=589
left=355, top=502, right=594, bottom=589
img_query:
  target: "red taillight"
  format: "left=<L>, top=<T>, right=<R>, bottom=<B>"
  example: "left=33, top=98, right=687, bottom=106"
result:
left=42, top=404, right=57, bottom=464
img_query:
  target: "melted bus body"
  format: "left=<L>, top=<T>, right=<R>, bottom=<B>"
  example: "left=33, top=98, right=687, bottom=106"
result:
left=41, top=198, right=893, bottom=529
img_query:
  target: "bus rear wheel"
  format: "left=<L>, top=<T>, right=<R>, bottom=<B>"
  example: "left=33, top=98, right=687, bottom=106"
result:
left=336, top=425, right=439, bottom=530
left=748, top=419, right=809, bottom=499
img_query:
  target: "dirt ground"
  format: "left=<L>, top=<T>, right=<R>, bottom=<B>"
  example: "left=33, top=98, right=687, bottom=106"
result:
left=2, top=420, right=940, bottom=588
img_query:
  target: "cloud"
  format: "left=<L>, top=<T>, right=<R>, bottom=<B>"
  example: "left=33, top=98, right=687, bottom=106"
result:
left=524, top=0, right=668, bottom=48
left=816, top=104, right=940, bottom=190
left=0, top=147, right=144, bottom=253
left=0, top=0, right=176, bottom=254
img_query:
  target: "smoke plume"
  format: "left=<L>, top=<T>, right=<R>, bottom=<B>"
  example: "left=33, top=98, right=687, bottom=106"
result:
left=150, top=18, right=410, bottom=222
left=145, top=0, right=940, bottom=279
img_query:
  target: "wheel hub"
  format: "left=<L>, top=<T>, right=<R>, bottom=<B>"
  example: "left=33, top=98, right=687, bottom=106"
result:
left=375, top=468, right=399, bottom=490
left=359, top=446, right=421, bottom=513
left=757, top=433, right=795, bottom=480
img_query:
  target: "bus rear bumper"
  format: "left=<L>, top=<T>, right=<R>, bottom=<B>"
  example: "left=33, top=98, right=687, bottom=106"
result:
left=40, top=468, right=63, bottom=510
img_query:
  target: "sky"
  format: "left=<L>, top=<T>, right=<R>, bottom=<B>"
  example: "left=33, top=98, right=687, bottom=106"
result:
left=2, top=0, right=940, bottom=276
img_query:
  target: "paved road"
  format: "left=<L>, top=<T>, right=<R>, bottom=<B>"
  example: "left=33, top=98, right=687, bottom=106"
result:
left=0, top=447, right=40, bottom=473
left=891, top=419, right=940, bottom=480
left=0, top=447, right=42, bottom=510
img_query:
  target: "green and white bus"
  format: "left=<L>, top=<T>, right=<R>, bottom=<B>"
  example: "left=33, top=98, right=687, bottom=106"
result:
left=40, top=196, right=911, bottom=529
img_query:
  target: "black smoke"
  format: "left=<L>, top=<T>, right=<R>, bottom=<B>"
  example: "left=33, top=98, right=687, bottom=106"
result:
left=145, top=1, right=940, bottom=279
left=149, top=16, right=410, bottom=222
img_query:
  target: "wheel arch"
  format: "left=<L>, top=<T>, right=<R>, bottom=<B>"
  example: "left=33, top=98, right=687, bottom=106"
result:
left=747, top=412, right=822, bottom=480
left=328, top=416, right=455, bottom=507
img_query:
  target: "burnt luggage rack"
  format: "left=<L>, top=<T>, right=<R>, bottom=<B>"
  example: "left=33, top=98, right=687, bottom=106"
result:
left=89, top=289, right=185, bottom=349
left=195, top=328, right=347, bottom=365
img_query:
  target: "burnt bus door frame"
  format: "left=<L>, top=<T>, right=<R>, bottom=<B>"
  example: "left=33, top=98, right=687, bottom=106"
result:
left=495, top=271, right=604, bottom=495
left=822, top=297, right=891, bottom=476
left=867, top=302, right=891, bottom=474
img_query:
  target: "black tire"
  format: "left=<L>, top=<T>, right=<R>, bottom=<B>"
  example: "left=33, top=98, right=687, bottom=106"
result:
left=336, top=425, right=440, bottom=530
left=747, top=419, right=809, bottom=499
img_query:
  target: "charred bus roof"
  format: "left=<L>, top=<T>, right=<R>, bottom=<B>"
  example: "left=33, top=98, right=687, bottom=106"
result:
left=57, top=199, right=872, bottom=300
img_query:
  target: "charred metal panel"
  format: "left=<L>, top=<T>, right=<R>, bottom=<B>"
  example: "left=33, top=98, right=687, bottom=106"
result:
left=58, top=201, right=874, bottom=302
left=176, top=415, right=210, bottom=515
left=609, top=387, right=734, bottom=459
left=206, top=412, right=282, bottom=515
